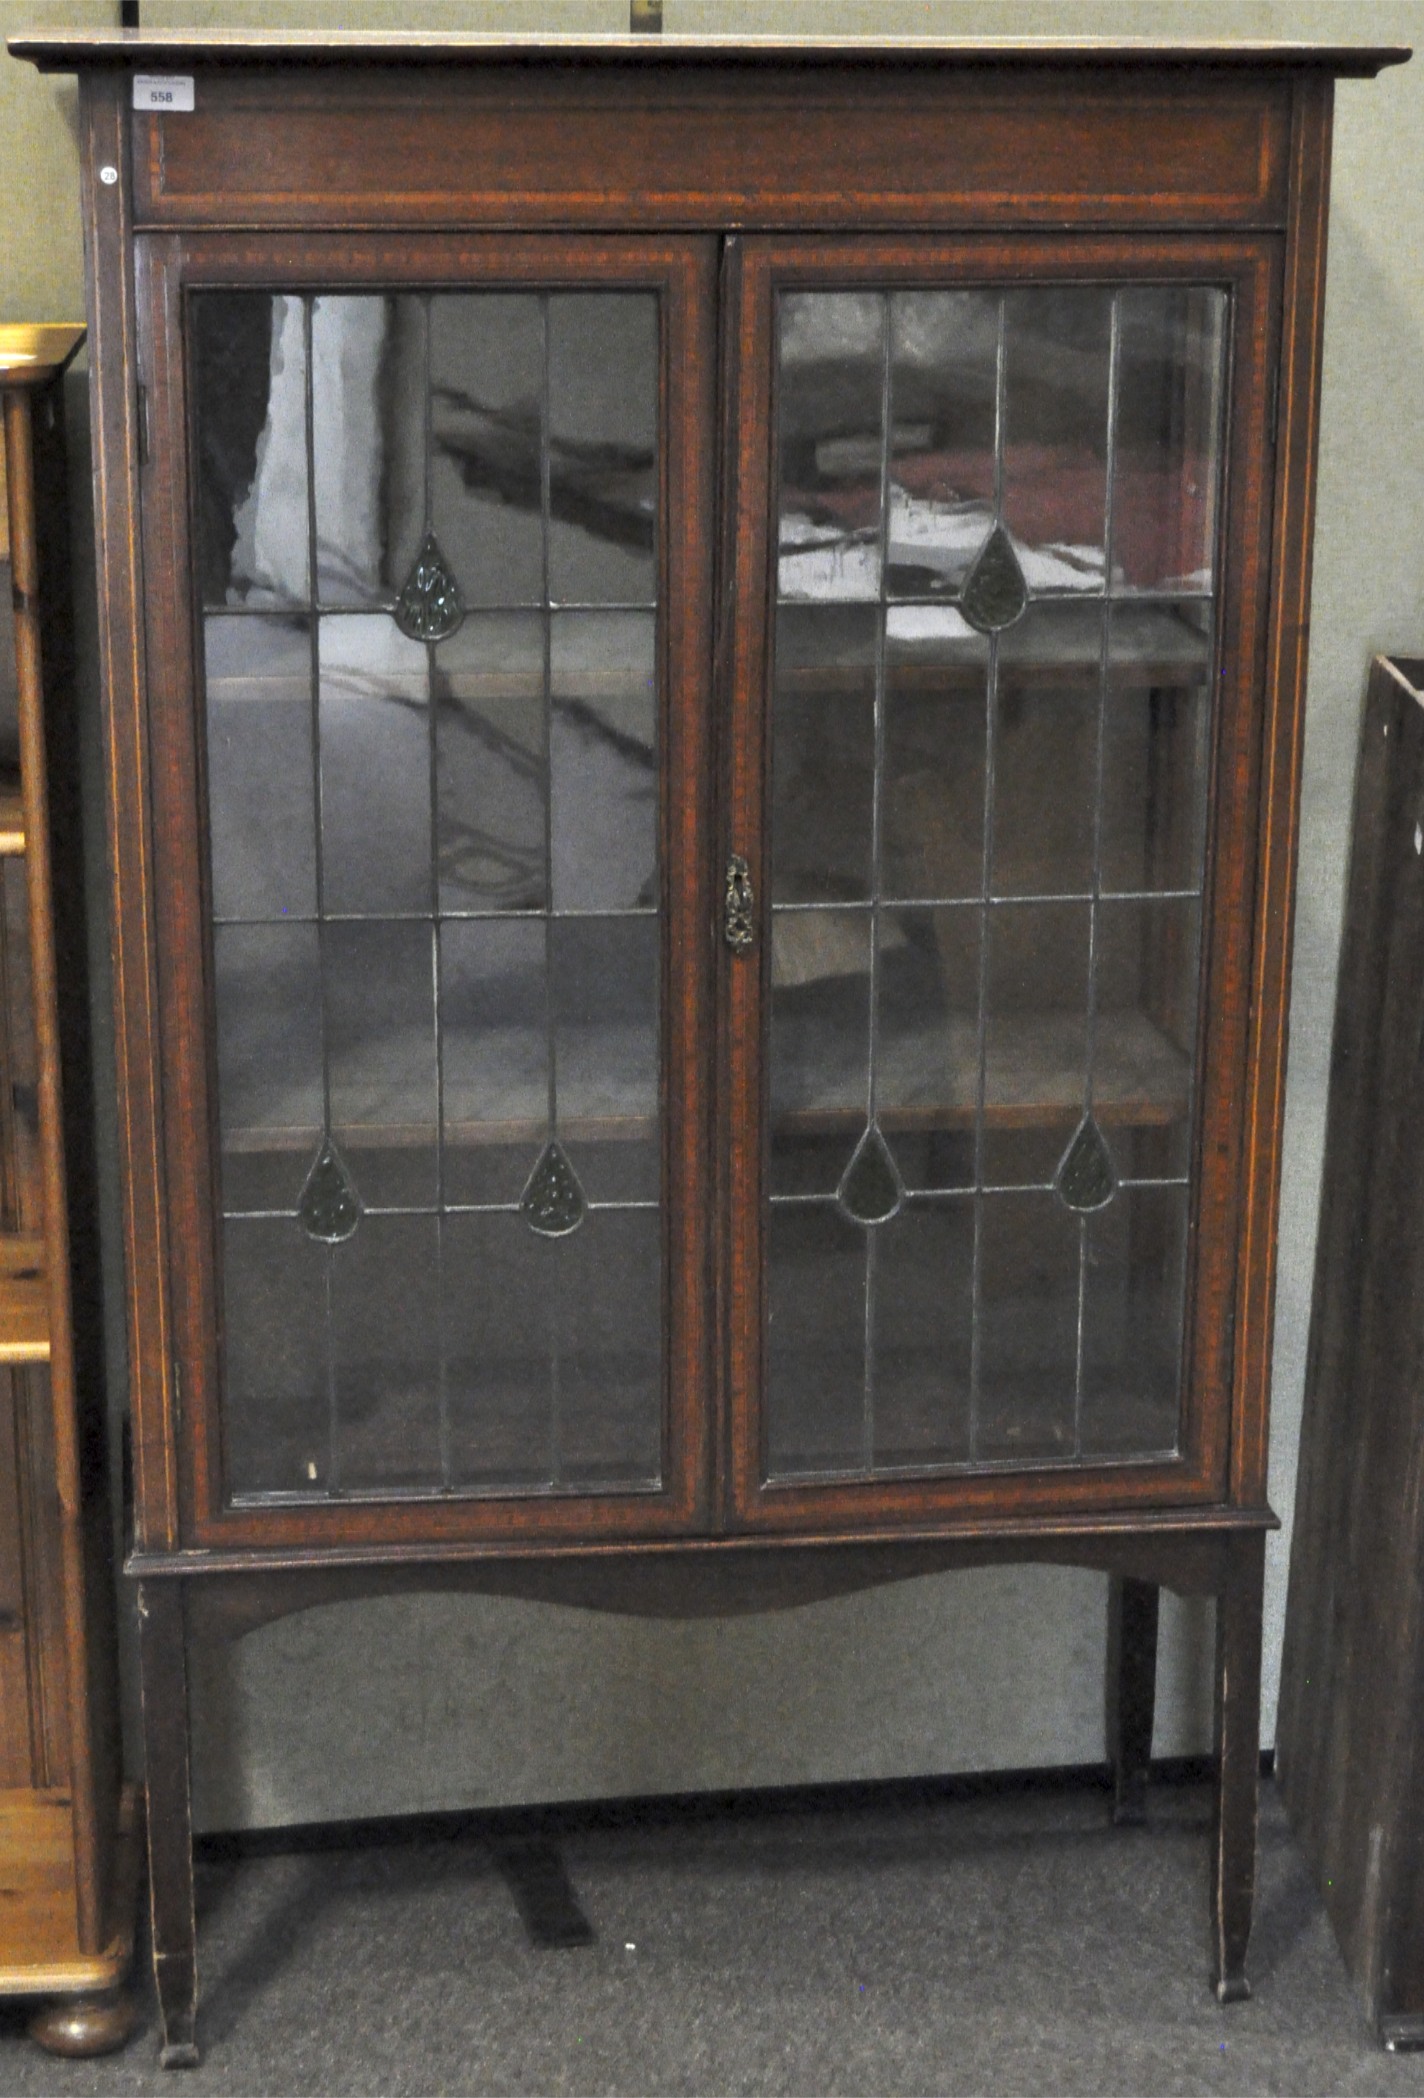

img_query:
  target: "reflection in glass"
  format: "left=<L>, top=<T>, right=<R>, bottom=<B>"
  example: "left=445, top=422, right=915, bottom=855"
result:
left=981, top=902, right=1090, bottom=1189
left=765, top=278, right=1227, bottom=1480
left=887, top=290, right=997, bottom=599
left=551, top=915, right=659, bottom=1204
left=766, top=1203, right=867, bottom=1476
left=444, top=1212, right=554, bottom=1490
left=1079, top=1185, right=1189, bottom=1456
left=873, top=1203, right=974, bottom=1470
left=436, top=613, right=545, bottom=912
left=331, top=1215, right=444, bottom=1492
left=440, top=918, right=547, bottom=1207
left=312, top=293, right=425, bottom=607
left=548, top=294, right=658, bottom=605
left=883, top=612, right=986, bottom=902
left=876, top=907, right=979, bottom=1193
left=319, top=615, right=430, bottom=916
left=1002, top=287, right=1112, bottom=594
left=222, top=1220, right=329, bottom=1498
left=431, top=293, right=545, bottom=610
left=771, top=606, right=876, bottom=905
left=197, top=286, right=665, bottom=1507
left=325, top=921, right=437, bottom=1210
left=550, top=612, right=657, bottom=913
left=770, top=908, right=869, bottom=1197
left=777, top=291, right=885, bottom=602
left=1101, top=603, right=1212, bottom=896
left=976, top=1193, right=1080, bottom=1461
left=192, top=292, right=309, bottom=608
left=1113, top=288, right=1227, bottom=594
left=204, top=615, right=315, bottom=922
left=213, top=923, right=323, bottom=1215
left=990, top=603, right=1102, bottom=898
left=441, top=1211, right=662, bottom=1493
left=556, top=1210, right=662, bottom=1487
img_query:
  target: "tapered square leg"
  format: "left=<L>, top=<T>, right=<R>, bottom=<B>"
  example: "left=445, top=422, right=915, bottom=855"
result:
left=1106, top=1576, right=1160, bottom=1825
left=1211, top=1534, right=1265, bottom=2004
left=137, top=1579, right=200, bottom=2068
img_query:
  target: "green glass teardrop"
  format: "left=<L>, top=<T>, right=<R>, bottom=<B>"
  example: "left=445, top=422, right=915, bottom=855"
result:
left=521, top=1140, right=587, bottom=1238
left=838, top=1124, right=903, bottom=1226
left=961, top=523, right=1029, bottom=634
left=394, top=530, right=464, bottom=643
left=298, top=1138, right=361, bottom=1243
left=1056, top=1115, right=1116, bottom=1213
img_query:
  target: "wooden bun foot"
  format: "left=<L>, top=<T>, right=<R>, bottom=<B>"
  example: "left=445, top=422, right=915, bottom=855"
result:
left=29, top=1989, right=138, bottom=2057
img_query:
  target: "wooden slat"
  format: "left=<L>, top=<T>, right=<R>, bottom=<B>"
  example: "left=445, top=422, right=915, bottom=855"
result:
left=0, top=777, right=26, bottom=857
left=0, top=1237, right=49, bottom=1364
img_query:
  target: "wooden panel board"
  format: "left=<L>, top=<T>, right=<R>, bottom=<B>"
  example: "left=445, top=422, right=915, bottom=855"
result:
left=129, top=64, right=1293, bottom=232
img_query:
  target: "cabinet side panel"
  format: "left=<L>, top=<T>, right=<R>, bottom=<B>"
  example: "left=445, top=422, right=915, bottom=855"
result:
left=132, top=66, right=1291, bottom=234
left=1230, top=76, right=1334, bottom=1506
left=80, top=77, right=180, bottom=1554
left=1277, top=663, right=1424, bottom=2022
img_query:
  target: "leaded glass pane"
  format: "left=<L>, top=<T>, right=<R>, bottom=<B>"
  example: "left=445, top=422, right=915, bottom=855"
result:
left=882, top=612, right=986, bottom=903
left=318, top=615, right=431, bottom=916
left=205, top=615, right=316, bottom=923
left=764, top=277, right=1227, bottom=1482
left=212, top=922, right=323, bottom=1216
left=777, top=292, right=885, bottom=603
left=192, top=292, right=309, bottom=608
left=192, top=284, right=665, bottom=1508
left=547, top=293, right=658, bottom=605
left=331, top=1214, right=444, bottom=1492
left=435, top=612, right=546, bottom=913
left=440, top=917, right=547, bottom=1208
left=312, top=293, right=425, bottom=608
left=430, top=293, right=545, bottom=610
left=886, top=290, right=997, bottom=600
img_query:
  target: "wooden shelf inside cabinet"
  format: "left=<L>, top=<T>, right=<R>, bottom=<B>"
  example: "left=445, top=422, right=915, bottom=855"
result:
left=10, top=26, right=1407, bottom=2070
left=0, top=322, right=136, bottom=2058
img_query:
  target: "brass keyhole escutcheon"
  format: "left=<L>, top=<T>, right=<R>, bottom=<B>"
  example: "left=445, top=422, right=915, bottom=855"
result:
left=724, top=854, right=754, bottom=954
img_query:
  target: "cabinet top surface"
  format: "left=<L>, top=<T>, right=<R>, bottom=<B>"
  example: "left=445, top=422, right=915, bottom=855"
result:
left=0, top=324, right=84, bottom=387
left=8, top=28, right=1409, bottom=76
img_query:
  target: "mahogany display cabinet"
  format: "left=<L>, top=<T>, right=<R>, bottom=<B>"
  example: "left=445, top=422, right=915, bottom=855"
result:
left=13, top=27, right=1407, bottom=2066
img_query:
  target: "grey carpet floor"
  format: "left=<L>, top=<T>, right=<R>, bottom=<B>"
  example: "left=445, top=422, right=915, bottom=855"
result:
left=1, top=1773, right=1420, bottom=2097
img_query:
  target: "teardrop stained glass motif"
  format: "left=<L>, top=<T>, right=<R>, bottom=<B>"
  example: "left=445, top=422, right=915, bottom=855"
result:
left=394, top=530, right=464, bottom=643
left=960, top=523, right=1029, bottom=635
left=1055, top=1115, right=1117, bottom=1214
left=838, top=1124, right=904, bottom=1226
left=298, top=1137, right=361, bottom=1244
left=521, top=1139, right=587, bottom=1238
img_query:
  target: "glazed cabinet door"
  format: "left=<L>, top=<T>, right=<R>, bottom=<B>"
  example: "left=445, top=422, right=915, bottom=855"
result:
left=724, top=236, right=1279, bottom=1530
left=136, top=234, right=718, bottom=1549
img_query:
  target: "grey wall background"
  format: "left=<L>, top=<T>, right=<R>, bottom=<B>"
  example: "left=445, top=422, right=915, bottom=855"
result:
left=2, top=0, right=1421, bottom=1831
